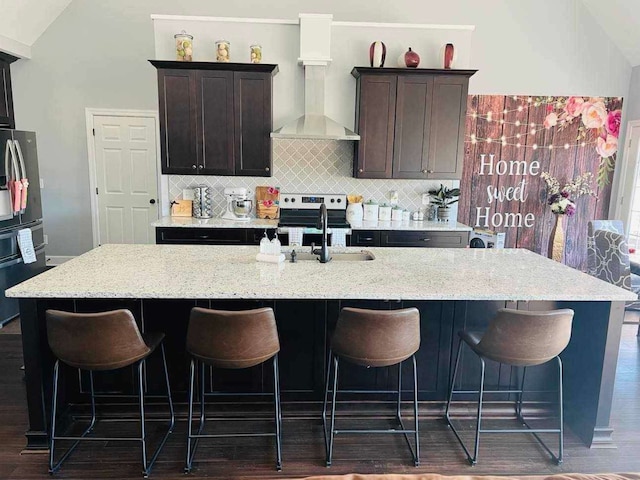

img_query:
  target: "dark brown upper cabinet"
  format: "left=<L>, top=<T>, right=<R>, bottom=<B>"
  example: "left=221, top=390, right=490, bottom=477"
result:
left=151, top=61, right=278, bottom=176
left=0, top=52, right=18, bottom=129
left=351, top=67, right=476, bottom=180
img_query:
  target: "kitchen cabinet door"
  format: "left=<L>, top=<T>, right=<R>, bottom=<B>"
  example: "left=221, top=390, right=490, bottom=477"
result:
left=354, top=75, right=397, bottom=179
left=0, top=55, right=16, bottom=129
left=426, top=75, right=469, bottom=179
left=196, top=70, right=235, bottom=175
left=157, top=69, right=198, bottom=174
left=234, top=72, right=272, bottom=176
left=392, top=75, right=433, bottom=179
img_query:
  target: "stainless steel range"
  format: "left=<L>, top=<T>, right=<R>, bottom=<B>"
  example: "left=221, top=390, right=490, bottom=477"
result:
left=278, top=193, right=349, bottom=228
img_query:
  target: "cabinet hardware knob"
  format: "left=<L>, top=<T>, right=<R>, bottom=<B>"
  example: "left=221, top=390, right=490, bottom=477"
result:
left=265, top=167, right=270, bottom=171
left=422, top=238, right=431, bottom=242
left=362, top=237, right=374, bottom=241
left=191, top=164, right=197, bottom=169
left=358, top=168, right=363, bottom=173
left=428, top=169, right=434, bottom=173
left=198, top=165, right=204, bottom=169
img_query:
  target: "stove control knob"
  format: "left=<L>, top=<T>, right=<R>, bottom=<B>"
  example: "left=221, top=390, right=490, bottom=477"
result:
left=337, top=198, right=342, bottom=203
left=330, top=198, right=335, bottom=203
left=284, top=197, right=289, bottom=202
left=291, top=198, right=296, bottom=203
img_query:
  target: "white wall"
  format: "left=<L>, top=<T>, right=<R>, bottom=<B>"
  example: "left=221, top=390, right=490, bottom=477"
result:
left=10, top=0, right=632, bottom=256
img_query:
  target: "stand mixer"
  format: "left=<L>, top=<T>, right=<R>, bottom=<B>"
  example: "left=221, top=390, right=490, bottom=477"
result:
left=221, top=187, right=253, bottom=221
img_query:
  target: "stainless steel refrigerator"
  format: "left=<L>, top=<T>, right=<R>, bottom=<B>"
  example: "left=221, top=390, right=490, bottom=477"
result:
left=0, top=129, right=46, bottom=327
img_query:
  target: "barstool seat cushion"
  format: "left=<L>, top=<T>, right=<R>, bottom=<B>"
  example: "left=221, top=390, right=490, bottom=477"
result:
left=187, top=307, right=280, bottom=369
left=457, top=308, right=574, bottom=367
left=331, top=307, right=420, bottom=367
left=46, top=309, right=162, bottom=371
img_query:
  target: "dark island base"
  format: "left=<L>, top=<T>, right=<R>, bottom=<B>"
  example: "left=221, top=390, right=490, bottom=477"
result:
left=19, top=298, right=625, bottom=452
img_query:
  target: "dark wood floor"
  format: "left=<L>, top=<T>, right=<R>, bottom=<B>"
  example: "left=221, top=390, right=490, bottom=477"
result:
left=1, top=323, right=640, bottom=479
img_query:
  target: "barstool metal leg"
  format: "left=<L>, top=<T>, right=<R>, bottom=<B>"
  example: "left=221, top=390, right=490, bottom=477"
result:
left=516, top=367, right=527, bottom=420
left=185, top=359, right=196, bottom=473
left=48, top=360, right=60, bottom=474
left=326, top=355, right=339, bottom=467
left=445, top=339, right=463, bottom=422
left=471, top=357, right=486, bottom=465
left=321, top=349, right=333, bottom=456
left=273, top=354, right=283, bottom=471
left=557, top=356, right=564, bottom=465
left=412, top=355, right=420, bottom=466
left=137, top=361, right=149, bottom=477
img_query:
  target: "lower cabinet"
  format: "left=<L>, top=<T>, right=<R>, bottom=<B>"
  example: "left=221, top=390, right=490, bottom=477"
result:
left=350, top=229, right=469, bottom=247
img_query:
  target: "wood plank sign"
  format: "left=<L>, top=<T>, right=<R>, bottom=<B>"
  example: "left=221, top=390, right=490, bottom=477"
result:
left=458, top=95, right=623, bottom=271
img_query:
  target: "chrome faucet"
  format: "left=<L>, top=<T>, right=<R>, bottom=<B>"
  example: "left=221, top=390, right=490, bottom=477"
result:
left=312, top=203, right=331, bottom=263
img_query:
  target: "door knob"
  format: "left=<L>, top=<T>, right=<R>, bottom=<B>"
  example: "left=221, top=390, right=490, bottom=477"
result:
left=149, top=199, right=156, bottom=205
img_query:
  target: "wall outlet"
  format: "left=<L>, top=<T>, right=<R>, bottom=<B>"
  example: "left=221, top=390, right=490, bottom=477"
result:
left=421, top=193, right=430, bottom=205
left=43, top=234, right=49, bottom=245
left=182, top=188, right=195, bottom=201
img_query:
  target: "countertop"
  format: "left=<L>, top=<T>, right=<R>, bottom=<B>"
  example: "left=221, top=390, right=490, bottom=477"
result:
left=7, top=244, right=635, bottom=302
left=152, top=216, right=471, bottom=232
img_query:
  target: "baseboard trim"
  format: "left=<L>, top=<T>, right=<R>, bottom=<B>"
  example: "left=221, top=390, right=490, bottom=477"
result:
left=46, top=255, right=76, bottom=266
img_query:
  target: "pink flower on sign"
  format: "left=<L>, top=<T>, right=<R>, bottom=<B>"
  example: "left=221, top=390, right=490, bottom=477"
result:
left=565, top=96, right=585, bottom=117
left=267, top=187, right=279, bottom=195
left=262, top=199, right=274, bottom=207
left=606, top=109, right=622, bottom=138
left=596, top=134, right=618, bottom=158
left=581, top=101, right=607, bottom=129
left=544, top=112, right=558, bottom=129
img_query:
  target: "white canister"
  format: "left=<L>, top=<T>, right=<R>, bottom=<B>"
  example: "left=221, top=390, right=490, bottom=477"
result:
left=363, top=202, right=379, bottom=221
left=379, top=205, right=392, bottom=221
left=391, top=207, right=403, bottom=221
left=346, top=202, right=363, bottom=224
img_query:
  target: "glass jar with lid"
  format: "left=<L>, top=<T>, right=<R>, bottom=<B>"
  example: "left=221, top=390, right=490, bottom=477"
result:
left=174, top=31, right=193, bottom=61
left=216, top=40, right=230, bottom=62
left=250, top=44, right=262, bottom=63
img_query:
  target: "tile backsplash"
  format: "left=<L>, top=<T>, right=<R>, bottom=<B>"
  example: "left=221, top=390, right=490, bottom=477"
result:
left=167, top=139, right=459, bottom=219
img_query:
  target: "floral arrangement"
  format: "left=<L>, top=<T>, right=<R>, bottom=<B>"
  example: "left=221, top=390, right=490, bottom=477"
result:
left=542, top=96, right=622, bottom=186
left=541, top=172, right=595, bottom=216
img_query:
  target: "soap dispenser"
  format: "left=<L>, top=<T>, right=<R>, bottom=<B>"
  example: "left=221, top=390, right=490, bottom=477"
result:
left=260, top=230, right=270, bottom=254
left=270, top=232, right=281, bottom=255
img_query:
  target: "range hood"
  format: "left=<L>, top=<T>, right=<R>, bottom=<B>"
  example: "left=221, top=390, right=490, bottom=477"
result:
left=271, top=14, right=360, bottom=141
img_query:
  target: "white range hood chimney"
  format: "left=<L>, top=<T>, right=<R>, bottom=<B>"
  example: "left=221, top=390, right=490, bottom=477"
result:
left=271, top=14, right=360, bottom=141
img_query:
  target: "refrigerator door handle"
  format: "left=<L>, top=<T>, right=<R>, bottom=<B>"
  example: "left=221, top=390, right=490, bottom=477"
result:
left=2, top=140, right=11, bottom=189
left=6, top=141, right=22, bottom=214
left=13, top=140, right=28, bottom=212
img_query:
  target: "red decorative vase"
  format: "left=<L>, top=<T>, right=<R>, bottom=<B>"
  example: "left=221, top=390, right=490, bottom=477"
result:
left=444, top=43, right=455, bottom=69
left=404, top=47, right=420, bottom=68
left=369, top=41, right=386, bottom=68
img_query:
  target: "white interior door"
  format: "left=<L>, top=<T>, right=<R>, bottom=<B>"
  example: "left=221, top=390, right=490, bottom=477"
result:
left=93, top=115, right=158, bottom=244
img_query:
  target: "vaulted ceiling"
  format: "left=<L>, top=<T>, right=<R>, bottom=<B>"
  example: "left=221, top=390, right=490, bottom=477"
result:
left=582, top=0, right=640, bottom=67
left=1, top=0, right=640, bottom=67
left=0, top=0, right=72, bottom=58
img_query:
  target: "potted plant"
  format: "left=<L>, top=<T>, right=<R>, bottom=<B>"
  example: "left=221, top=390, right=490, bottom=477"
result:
left=428, top=184, right=460, bottom=221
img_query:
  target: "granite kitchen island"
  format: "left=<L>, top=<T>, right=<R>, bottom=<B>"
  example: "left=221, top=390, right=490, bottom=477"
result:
left=7, top=244, right=635, bottom=452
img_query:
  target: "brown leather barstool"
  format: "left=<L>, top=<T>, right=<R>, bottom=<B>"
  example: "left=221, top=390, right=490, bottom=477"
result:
left=185, top=307, right=282, bottom=473
left=323, top=307, right=421, bottom=467
left=46, top=309, right=174, bottom=478
left=445, top=308, right=574, bottom=465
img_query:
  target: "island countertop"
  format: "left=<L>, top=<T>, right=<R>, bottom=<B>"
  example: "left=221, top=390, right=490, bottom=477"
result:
left=6, top=244, right=635, bottom=302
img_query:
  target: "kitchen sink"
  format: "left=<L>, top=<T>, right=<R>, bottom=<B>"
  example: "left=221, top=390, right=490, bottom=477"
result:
left=284, top=250, right=375, bottom=262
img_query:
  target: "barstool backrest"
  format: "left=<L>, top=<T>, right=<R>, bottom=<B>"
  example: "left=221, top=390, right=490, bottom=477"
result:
left=187, top=307, right=280, bottom=369
left=476, top=308, right=574, bottom=366
left=332, top=307, right=420, bottom=367
left=46, top=309, right=150, bottom=370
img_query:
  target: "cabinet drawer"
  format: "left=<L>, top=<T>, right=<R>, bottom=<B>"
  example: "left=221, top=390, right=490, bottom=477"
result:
left=349, top=230, right=380, bottom=247
left=156, top=227, right=248, bottom=245
left=380, top=231, right=469, bottom=248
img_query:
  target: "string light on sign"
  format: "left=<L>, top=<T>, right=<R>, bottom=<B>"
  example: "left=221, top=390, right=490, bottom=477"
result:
left=465, top=134, right=597, bottom=150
